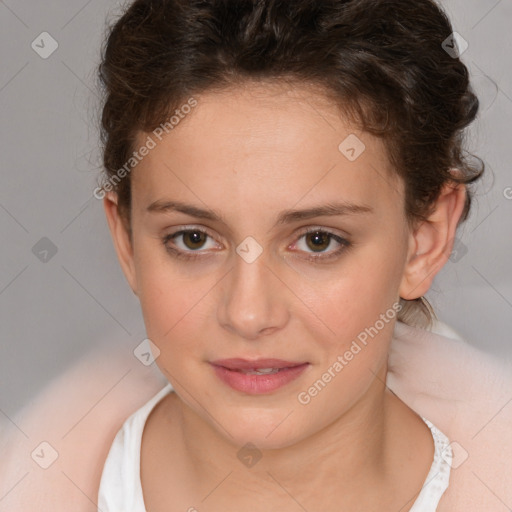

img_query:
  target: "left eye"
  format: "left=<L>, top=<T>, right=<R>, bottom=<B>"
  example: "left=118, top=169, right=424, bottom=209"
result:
left=294, top=229, right=345, bottom=254
left=290, top=229, right=351, bottom=261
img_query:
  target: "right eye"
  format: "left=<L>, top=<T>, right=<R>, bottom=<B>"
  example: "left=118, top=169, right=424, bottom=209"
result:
left=162, top=227, right=221, bottom=260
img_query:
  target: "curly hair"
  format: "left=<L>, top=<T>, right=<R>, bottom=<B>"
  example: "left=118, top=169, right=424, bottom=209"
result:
left=97, top=0, right=484, bottom=329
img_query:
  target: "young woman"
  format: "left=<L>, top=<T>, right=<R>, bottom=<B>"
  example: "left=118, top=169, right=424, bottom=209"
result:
left=96, top=0, right=485, bottom=510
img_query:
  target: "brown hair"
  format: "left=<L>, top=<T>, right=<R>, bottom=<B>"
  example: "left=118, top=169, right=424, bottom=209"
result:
left=97, top=0, right=484, bottom=329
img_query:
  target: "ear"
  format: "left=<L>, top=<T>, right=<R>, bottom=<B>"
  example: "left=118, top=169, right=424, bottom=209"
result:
left=103, top=192, right=138, bottom=295
left=399, top=179, right=467, bottom=300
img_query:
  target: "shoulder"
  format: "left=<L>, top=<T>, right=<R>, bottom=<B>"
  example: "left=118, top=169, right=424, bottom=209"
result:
left=387, top=320, right=512, bottom=510
left=0, top=341, right=167, bottom=511
left=387, top=320, right=512, bottom=426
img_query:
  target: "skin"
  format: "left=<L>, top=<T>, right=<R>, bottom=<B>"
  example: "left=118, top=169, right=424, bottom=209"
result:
left=103, top=81, right=466, bottom=511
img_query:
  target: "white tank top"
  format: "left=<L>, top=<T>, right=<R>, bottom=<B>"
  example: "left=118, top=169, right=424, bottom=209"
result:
left=97, top=383, right=452, bottom=511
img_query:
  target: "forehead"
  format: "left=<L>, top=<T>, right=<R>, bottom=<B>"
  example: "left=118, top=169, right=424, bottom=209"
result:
left=131, top=82, right=403, bottom=221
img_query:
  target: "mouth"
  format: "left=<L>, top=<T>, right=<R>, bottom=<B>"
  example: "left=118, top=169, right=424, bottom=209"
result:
left=210, top=358, right=308, bottom=370
left=209, top=358, right=310, bottom=394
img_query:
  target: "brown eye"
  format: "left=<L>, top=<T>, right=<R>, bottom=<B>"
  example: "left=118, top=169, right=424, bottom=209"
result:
left=292, top=228, right=352, bottom=263
left=162, top=228, right=218, bottom=261
left=181, top=230, right=208, bottom=250
left=305, top=231, right=331, bottom=252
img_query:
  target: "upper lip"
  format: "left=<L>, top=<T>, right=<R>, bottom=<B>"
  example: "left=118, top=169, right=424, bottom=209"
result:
left=210, top=358, right=308, bottom=370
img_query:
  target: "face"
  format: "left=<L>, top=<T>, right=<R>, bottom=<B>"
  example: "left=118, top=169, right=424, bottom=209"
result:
left=110, top=82, right=416, bottom=450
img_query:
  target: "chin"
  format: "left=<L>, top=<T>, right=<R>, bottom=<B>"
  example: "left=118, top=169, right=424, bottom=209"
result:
left=222, top=410, right=308, bottom=452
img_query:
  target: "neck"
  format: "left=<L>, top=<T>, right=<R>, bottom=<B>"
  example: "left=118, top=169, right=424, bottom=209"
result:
left=174, top=363, right=394, bottom=505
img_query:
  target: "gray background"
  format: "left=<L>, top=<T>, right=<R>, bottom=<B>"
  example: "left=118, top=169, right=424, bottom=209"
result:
left=1, top=0, right=511, bottom=418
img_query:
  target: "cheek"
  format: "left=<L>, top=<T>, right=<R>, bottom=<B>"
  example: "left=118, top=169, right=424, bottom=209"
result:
left=294, top=243, right=405, bottom=345
left=134, top=251, right=217, bottom=359
left=295, top=268, right=400, bottom=418
left=138, top=272, right=200, bottom=339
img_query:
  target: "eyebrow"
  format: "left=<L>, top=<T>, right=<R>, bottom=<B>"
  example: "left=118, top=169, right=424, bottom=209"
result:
left=146, top=199, right=374, bottom=227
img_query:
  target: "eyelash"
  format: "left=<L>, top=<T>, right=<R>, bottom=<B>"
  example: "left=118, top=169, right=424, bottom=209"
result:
left=161, top=227, right=352, bottom=263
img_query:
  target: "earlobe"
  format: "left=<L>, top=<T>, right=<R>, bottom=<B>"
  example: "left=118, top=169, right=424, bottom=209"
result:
left=399, top=180, right=467, bottom=300
left=103, top=193, right=138, bottom=296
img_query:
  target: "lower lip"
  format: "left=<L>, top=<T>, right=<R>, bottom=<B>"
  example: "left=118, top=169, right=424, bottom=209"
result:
left=210, top=363, right=310, bottom=394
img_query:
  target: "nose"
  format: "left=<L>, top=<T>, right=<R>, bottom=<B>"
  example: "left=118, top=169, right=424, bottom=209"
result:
left=217, top=248, right=290, bottom=340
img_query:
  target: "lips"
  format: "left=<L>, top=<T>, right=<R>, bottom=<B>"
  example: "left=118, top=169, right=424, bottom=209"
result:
left=209, top=358, right=310, bottom=394
left=210, top=358, right=307, bottom=371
